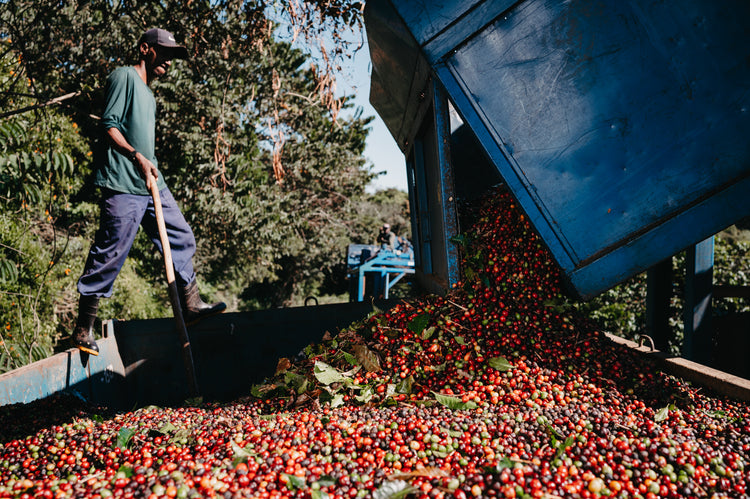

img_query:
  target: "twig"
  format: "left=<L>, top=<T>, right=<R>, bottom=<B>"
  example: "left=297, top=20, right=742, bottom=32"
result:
left=0, top=242, right=26, bottom=256
left=0, top=91, right=82, bottom=119
left=446, top=299, right=468, bottom=311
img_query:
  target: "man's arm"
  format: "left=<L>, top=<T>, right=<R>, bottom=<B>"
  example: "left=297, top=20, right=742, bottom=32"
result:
left=105, top=127, right=159, bottom=189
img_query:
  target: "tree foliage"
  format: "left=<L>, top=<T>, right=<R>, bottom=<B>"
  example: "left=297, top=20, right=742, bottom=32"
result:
left=0, top=1, right=413, bottom=371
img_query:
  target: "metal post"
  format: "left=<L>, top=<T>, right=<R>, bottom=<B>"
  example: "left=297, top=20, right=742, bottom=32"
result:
left=432, top=82, right=461, bottom=288
left=646, top=257, right=673, bottom=351
left=683, top=237, right=714, bottom=364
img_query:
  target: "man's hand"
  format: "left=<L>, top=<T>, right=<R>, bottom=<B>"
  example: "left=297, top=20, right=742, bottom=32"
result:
left=132, top=152, right=159, bottom=190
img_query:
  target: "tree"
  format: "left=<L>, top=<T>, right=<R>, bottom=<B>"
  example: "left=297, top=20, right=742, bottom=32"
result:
left=0, top=1, right=379, bottom=312
left=350, top=188, right=411, bottom=245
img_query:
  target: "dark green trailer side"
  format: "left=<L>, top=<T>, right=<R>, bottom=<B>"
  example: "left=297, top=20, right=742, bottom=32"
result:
left=0, top=301, right=396, bottom=409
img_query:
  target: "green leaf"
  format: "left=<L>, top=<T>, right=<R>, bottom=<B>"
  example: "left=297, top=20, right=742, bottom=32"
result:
left=313, top=361, right=348, bottom=385
left=354, top=385, right=375, bottom=403
left=488, top=357, right=513, bottom=372
left=64, top=153, right=74, bottom=175
left=395, top=375, right=413, bottom=394
left=284, top=371, right=309, bottom=394
left=341, top=351, right=358, bottom=366
left=433, top=392, right=477, bottom=410
left=116, top=427, right=135, bottom=449
left=157, top=422, right=178, bottom=435
left=385, top=384, right=397, bottom=399
left=556, top=436, right=575, bottom=459
left=311, top=491, right=330, bottom=499
left=464, top=268, right=476, bottom=281
left=282, top=473, right=306, bottom=490
left=454, top=336, right=466, bottom=346
left=407, top=313, right=430, bottom=334
left=374, top=480, right=418, bottom=499
left=317, top=475, right=336, bottom=487
left=0, top=259, right=18, bottom=283
left=421, top=326, right=436, bottom=340
left=329, top=393, right=345, bottom=408
left=231, top=441, right=256, bottom=466
left=485, top=457, right=515, bottom=473
left=449, top=234, right=467, bottom=247
left=654, top=406, right=669, bottom=422
left=116, top=465, right=135, bottom=478
left=171, top=428, right=193, bottom=445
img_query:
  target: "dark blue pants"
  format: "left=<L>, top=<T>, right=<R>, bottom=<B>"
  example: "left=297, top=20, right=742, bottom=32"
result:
left=77, top=188, right=196, bottom=297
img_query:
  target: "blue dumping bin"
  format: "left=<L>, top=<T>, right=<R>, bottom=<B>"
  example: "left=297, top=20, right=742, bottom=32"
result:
left=0, top=301, right=399, bottom=408
left=366, top=0, right=750, bottom=299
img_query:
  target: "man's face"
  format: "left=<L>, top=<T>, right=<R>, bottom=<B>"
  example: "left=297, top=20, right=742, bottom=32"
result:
left=143, top=44, right=174, bottom=79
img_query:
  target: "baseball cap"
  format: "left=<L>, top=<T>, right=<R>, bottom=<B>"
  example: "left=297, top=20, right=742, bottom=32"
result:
left=138, top=28, right=189, bottom=59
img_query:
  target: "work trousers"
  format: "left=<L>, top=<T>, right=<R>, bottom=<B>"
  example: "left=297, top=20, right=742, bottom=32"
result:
left=77, top=188, right=197, bottom=297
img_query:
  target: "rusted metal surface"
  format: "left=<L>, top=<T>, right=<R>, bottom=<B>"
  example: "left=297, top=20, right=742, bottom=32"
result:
left=0, top=322, right=126, bottom=408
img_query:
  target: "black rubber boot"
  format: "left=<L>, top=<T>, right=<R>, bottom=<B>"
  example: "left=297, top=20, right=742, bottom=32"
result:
left=72, top=295, right=100, bottom=356
left=180, top=280, right=226, bottom=326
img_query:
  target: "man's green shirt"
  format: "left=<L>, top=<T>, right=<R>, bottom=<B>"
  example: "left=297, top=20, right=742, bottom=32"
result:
left=95, top=66, right=167, bottom=195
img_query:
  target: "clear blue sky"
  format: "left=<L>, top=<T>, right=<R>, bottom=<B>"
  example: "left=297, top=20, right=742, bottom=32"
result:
left=336, top=36, right=408, bottom=193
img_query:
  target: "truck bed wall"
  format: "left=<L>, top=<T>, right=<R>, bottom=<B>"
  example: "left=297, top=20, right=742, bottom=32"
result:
left=366, top=0, right=750, bottom=298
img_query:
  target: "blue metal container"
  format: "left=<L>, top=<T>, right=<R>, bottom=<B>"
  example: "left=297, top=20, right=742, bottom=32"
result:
left=366, top=0, right=750, bottom=298
left=0, top=301, right=396, bottom=408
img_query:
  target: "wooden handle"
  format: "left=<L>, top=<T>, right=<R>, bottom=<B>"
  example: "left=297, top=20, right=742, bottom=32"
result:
left=149, top=179, right=200, bottom=397
left=149, top=183, right=176, bottom=284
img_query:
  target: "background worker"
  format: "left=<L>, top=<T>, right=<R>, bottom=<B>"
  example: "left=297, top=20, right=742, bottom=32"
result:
left=72, top=28, right=226, bottom=355
left=377, top=223, right=397, bottom=252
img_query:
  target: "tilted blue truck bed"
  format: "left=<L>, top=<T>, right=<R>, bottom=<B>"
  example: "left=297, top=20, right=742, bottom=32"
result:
left=366, top=0, right=750, bottom=299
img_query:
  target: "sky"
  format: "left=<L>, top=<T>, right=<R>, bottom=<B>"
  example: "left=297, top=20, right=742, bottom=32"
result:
left=335, top=35, right=409, bottom=193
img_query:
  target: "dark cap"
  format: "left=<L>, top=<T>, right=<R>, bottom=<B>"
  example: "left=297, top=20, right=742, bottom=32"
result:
left=138, top=28, right=189, bottom=59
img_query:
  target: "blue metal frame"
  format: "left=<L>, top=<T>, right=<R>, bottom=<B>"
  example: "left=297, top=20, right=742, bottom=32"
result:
left=399, top=80, right=462, bottom=293
left=353, top=249, right=415, bottom=302
left=432, top=82, right=462, bottom=288
left=683, top=237, right=715, bottom=363
left=411, top=139, right=432, bottom=275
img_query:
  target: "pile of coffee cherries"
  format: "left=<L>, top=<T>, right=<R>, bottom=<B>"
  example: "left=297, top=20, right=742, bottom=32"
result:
left=1, top=188, right=749, bottom=499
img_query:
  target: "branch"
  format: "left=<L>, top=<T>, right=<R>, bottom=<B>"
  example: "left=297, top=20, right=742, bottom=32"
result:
left=0, top=91, right=82, bottom=120
left=0, top=242, right=26, bottom=256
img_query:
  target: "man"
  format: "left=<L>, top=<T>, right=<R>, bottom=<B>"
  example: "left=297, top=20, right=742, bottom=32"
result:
left=72, top=28, right=226, bottom=356
left=376, top=223, right=397, bottom=252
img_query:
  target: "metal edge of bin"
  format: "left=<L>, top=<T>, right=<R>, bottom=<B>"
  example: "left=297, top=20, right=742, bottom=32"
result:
left=0, top=301, right=400, bottom=409
left=606, top=333, right=750, bottom=403
left=0, top=320, right=126, bottom=408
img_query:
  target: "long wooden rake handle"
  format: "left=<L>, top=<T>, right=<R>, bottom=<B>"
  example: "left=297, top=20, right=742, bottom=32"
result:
left=148, top=180, right=200, bottom=397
